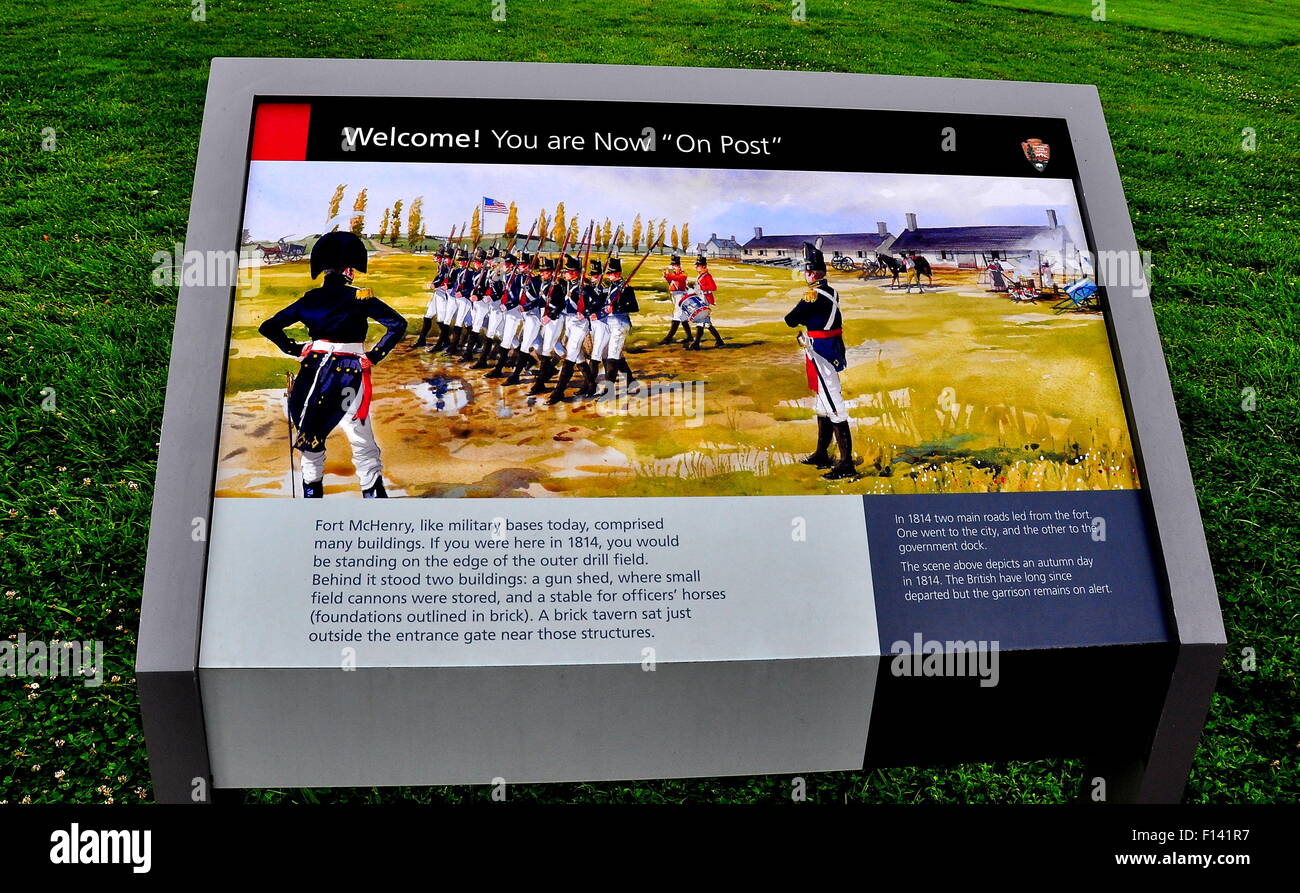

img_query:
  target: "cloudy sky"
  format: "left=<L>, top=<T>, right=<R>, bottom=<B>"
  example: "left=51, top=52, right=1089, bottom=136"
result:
left=242, top=160, right=1087, bottom=247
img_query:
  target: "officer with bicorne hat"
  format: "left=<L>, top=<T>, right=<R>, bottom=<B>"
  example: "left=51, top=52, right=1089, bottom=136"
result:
left=784, top=240, right=858, bottom=480
left=258, top=231, right=407, bottom=498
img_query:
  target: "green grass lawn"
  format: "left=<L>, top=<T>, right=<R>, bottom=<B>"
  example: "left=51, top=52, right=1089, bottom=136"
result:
left=0, top=0, right=1295, bottom=805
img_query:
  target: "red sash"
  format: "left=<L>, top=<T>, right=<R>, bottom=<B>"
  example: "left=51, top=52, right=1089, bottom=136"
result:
left=803, top=329, right=842, bottom=392
left=307, top=347, right=373, bottom=422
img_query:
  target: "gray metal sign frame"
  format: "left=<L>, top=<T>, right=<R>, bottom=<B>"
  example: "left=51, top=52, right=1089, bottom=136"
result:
left=136, top=58, right=1224, bottom=804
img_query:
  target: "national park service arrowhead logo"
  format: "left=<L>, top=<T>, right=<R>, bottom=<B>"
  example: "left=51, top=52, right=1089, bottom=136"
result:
left=1021, top=138, right=1051, bottom=172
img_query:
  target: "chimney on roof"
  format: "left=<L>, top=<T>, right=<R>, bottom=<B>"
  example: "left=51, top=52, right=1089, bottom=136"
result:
left=710, top=232, right=716, bottom=241
left=1046, top=209, right=1058, bottom=229
left=753, top=226, right=763, bottom=239
left=905, top=213, right=918, bottom=231
left=876, top=221, right=888, bottom=236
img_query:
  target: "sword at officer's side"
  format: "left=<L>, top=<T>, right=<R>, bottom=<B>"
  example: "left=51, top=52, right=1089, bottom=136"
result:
left=284, top=371, right=297, bottom=498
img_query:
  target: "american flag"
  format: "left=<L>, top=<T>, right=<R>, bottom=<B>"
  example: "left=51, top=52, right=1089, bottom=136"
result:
left=482, top=197, right=508, bottom=214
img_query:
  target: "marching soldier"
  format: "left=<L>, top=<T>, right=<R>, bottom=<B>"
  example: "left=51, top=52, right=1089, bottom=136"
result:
left=505, top=253, right=548, bottom=385
left=686, top=255, right=726, bottom=350
left=784, top=240, right=858, bottom=481
left=586, top=258, right=612, bottom=393
left=529, top=253, right=577, bottom=396
left=488, top=251, right=530, bottom=378
left=447, top=248, right=479, bottom=354
left=660, top=254, right=693, bottom=346
left=414, top=244, right=452, bottom=351
left=548, top=257, right=601, bottom=404
left=476, top=250, right=514, bottom=369
left=601, top=256, right=640, bottom=392
left=258, top=231, right=407, bottom=498
left=461, top=247, right=494, bottom=362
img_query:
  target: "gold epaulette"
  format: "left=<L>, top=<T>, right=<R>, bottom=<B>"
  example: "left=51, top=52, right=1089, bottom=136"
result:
left=353, top=287, right=375, bottom=299
left=802, top=286, right=819, bottom=303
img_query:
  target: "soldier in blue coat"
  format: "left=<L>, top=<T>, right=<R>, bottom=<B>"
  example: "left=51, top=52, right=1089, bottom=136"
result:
left=784, top=240, right=858, bottom=481
left=258, top=231, right=407, bottom=498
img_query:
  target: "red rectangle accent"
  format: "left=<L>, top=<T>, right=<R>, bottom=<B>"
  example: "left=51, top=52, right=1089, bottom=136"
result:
left=250, top=103, right=311, bottom=161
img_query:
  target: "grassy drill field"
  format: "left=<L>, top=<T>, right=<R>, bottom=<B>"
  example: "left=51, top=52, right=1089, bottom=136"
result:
left=219, top=254, right=1137, bottom=499
left=0, top=0, right=1296, bottom=806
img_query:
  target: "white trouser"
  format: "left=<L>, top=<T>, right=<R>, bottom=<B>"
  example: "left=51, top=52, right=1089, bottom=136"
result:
left=299, top=413, right=383, bottom=490
left=605, top=315, right=631, bottom=359
left=808, top=349, right=848, bottom=424
left=670, top=291, right=687, bottom=321
left=500, top=307, right=526, bottom=350
left=540, top=316, right=565, bottom=357
left=519, top=311, right=544, bottom=354
left=425, top=288, right=448, bottom=320
left=486, top=305, right=505, bottom=339
left=589, top=316, right=611, bottom=361
left=453, top=295, right=473, bottom=326
left=562, top=315, right=590, bottom=362
left=295, top=339, right=383, bottom=491
left=437, top=290, right=456, bottom=325
left=470, top=298, right=491, bottom=332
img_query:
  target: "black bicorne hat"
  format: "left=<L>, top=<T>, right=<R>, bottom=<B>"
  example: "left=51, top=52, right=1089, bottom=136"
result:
left=606, top=257, right=622, bottom=274
left=503, top=252, right=518, bottom=265
left=310, top=231, right=369, bottom=279
left=563, top=254, right=581, bottom=273
left=519, top=251, right=534, bottom=265
left=537, top=256, right=555, bottom=272
left=588, top=259, right=603, bottom=277
left=802, top=239, right=826, bottom=275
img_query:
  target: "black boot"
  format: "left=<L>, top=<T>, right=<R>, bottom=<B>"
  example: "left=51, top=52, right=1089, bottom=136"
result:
left=302, top=479, right=324, bottom=498
left=505, top=351, right=532, bottom=385
left=473, top=340, right=495, bottom=369
left=574, top=360, right=597, bottom=398
left=680, top=323, right=694, bottom=347
left=362, top=478, right=388, bottom=498
left=432, top=322, right=450, bottom=352
left=619, top=358, right=639, bottom=393
left=660, top=320, right=681, bottom=345
left=823, top=421, right=860, bottom=480
left=444, top=326, right=461, bottom=354
left=690, top=327, right=704, bottom=350
left=548, top=360, right=576, bottom=404
left=603, top=359, right=619, bottom=394
left=708, top=324, right=724, bottom=347
left=414, top=316, right=433, bottom=347
left=461, top=331, right=480, bottom=361
left=529, top=357, right=556, bottom=395
left=801, top=417, right=835, bottom=469
left=487, top=348, right=513, bottom=378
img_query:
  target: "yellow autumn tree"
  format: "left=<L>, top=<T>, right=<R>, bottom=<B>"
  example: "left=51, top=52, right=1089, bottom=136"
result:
left=327, top=184, right=346, bottom=232
left=505, top=202, right=519, bottom=237
left=407, top=197, right=424, bottom=249
left=350, top=188, right=368, bottom=236
left=552, top=202, right=566, bottom=245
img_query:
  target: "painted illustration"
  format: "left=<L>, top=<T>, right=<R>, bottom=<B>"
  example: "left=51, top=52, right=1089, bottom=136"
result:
left=216, top=162, right=1135, bottom=498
